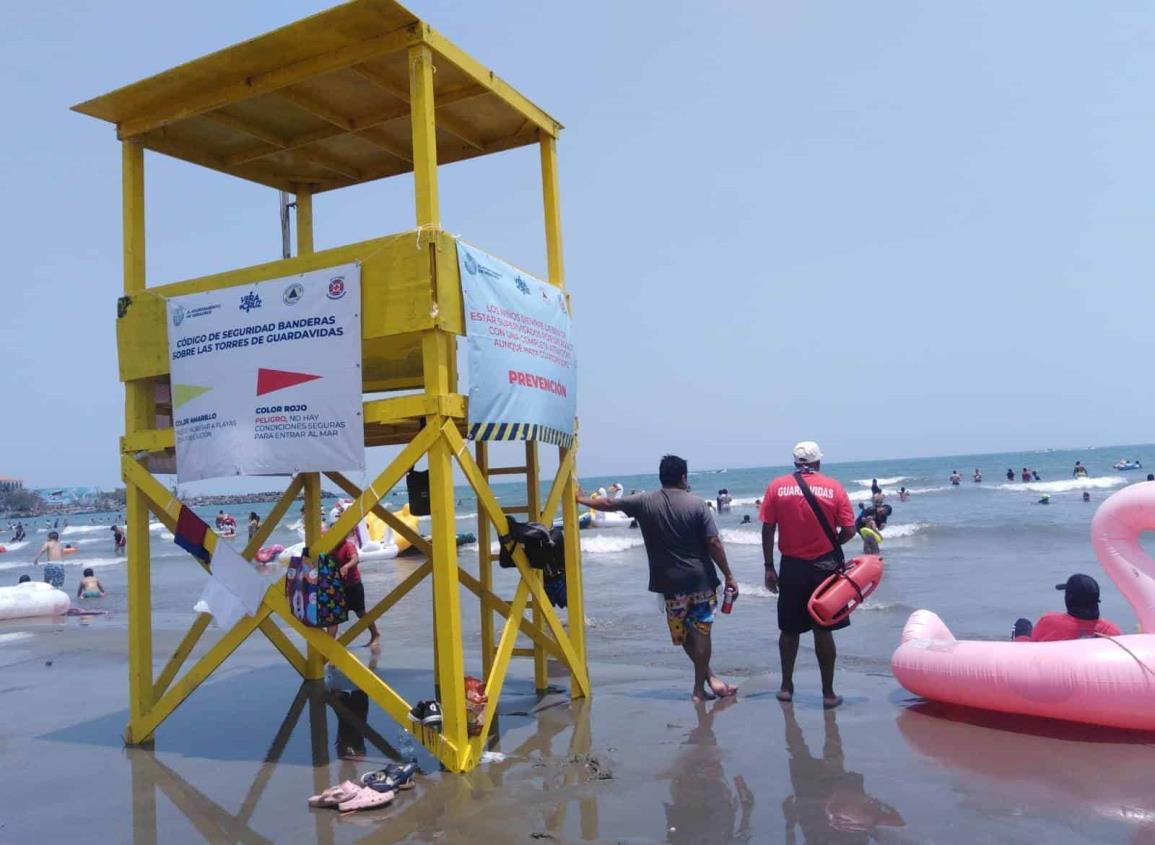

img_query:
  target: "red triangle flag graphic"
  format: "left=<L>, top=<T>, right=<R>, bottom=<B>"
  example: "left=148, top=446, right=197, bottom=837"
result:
left=256, top=367, right=322, bottom=396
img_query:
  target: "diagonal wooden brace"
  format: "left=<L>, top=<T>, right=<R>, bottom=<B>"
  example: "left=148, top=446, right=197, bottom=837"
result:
left=325, top=470, right=432, bottom=556
left=315, top=423, right=440, bottom=555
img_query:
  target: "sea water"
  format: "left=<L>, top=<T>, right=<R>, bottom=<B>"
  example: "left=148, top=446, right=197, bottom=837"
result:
left=3, top=444, right=1152, bottom=688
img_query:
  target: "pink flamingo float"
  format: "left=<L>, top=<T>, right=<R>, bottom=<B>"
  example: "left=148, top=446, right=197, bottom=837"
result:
left=892, top=482, right=1155, bottom=730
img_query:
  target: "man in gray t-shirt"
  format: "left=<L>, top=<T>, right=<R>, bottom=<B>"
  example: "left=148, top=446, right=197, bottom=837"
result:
left=578, top=454, right=739, bottom=702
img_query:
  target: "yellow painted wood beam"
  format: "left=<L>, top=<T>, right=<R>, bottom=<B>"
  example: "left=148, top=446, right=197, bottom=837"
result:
left=338, top=560, right=431, bottom=646
left=362, top=393, right=466, bottom=425
left=241, top=474, right=305, bottom=560
left=456, top=566, right=564, bottom=660
left=324, top=471, right=432, bottom=557
left=408, top=44, right=440, bottom=227
left=153, top=612, right=212, bottom=699
left=114, top=26, right=421, bottom=139
left=317, top=422, right=440, bottom=555
left=465, top=580, right=530, bottom=768
left=560, top=443, right=588, bottom=696
left=476, top=441, right=495, bottom=677
left=420, top=25, right=561, bottom=138
left=202, top=110, right=365, bottom=184
left=441, top=422, right=589, bottom=696
left=121, top=427, right=175, bottom=454
left=539, top=132, right=565, bottom=289
left=122, top=140, right=155, bottom=740
left=540, top=445, right=578, bottom=529
left=526, top=441, right=548, bottom=690
left=130, top=605, right=272, bottom=742
left=265, top=591, right=463, bottom=770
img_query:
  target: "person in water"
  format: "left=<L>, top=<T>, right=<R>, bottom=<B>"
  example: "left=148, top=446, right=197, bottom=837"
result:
left=857, top=502, right=892, bottom=530
left=579, top=454, right=738, bottom=702
left=33, top=531, right=66, bottom=589
left=740, top=514, right=752, bottom=525
left=898, top=486, right=910, bottom=502
left=716, top=489, right=733, bottom=513
left=1073, top=461, right=1088, bottom=478
left=1006, top=468, right=1015, bottom=481
left=1083, top=491, right=1091, bottom=502
left=870, top=479, right=881, bottom=496
left=247, top=512, right=261, bottom=541
left=111, top=524, right=126, bottom=554
left=18, top=574, right=31, bottom=584
left=1013, top=574, right=1121, bottom=642
left=76, top=567, right=106, bottom=599
left=859, top=516, right=881, bottom=555
left=1021, top=467, right=1032, bottom=483
left=1148, top=473, right=1155, bottom=482
left=973, top=468, right=982, bottom=483
left=949, top=470, right=961, bottom=486
left=1032, top=470, right=1041, bottom=481
left=11, top=522, right=25, bottom=542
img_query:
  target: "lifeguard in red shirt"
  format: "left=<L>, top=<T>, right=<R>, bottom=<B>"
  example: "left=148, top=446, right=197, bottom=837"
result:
left=1013, top=574, right=1122, bottom=642
left=760, top=441, right=856, bottom=709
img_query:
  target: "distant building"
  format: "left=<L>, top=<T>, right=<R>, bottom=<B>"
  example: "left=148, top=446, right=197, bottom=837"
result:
left=0, top=477, right=23, bottom=492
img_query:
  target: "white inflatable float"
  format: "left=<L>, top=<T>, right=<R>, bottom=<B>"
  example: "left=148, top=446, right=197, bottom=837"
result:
left=0, top=582, right=71, bottom=620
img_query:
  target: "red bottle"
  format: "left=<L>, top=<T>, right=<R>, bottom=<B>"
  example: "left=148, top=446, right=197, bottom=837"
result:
left=722, top=586, right=737, bottom=614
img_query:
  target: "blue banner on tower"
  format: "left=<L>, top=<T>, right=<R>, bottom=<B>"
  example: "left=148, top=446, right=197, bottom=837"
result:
left=457, top=241, right=576, bottom=447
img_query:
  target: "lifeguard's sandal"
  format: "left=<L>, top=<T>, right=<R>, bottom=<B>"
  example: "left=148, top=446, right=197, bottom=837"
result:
left=408, top=700, right=443, bottom=727
left=360, top=762, right=419, bottom=792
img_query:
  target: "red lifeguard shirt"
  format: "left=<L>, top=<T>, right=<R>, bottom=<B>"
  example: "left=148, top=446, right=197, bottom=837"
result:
left=1019, top=612, right=1122, bottom=642
left=759, top=471, right=855, bottom=561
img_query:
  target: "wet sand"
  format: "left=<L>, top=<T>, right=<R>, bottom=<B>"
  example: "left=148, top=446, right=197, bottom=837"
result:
left=2, top=616, right=1155, bottom=844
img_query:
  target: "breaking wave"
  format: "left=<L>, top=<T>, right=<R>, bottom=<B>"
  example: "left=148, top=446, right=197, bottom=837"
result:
left=996, top=476, right=1126, bottom=494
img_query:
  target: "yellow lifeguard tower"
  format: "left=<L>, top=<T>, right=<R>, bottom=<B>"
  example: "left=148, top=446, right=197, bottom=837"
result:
left=75, top=0, right=587, bottom=773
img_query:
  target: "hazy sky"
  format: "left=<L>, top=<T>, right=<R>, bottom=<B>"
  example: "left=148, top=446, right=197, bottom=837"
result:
left=3, top=1, right=1154, bottom=488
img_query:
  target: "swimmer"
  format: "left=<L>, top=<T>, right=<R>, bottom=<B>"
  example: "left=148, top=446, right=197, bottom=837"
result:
left=859, top=516, right=881, bottom=555
left=1021, top=467, right=1032, bottom=483
left=1032, top=470, right=1041, bottom=481
left=949, top=470, right=961, bottom=486
left=77, top=567, right=106, bottom=599
left=1073, top=461, right=1088, bottom=478
left=898, top=486, right=910, bottom=502
left=111, top=523, right=126, bottom=553
left=1006, top=468, right=1015, bottom=481
left=1082, top=491, right=1091, bottom=502
left=32, top=531, right=65, bottom=589
left=740, top=514, right=752, bottom=525
left=973, top=468, right=982, bottom=483
left=1148, top=474, right=1155, bottom=482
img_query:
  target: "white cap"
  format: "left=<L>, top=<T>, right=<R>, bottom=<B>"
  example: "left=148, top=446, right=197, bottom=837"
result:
left=793, top=441, right=823, bottom=464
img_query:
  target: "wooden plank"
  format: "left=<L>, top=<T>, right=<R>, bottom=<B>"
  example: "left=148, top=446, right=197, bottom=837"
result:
left=408, top=44, right=440, bottom=227
left=354, top=64, right=486, bottom=151
left=421, top=25, right=561, bottom=138
left=110, top=26, right=421, bottom=139
left=465, top=580, right=529, bottom=768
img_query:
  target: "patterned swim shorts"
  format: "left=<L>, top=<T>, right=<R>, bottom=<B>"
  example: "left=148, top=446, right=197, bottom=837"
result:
left=43, top=563, right=65, bottom=589
left=663, top=589, right=717, bottom=646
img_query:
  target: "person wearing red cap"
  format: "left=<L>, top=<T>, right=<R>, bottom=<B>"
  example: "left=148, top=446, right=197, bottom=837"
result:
left=761, top=441, right=856, bottom=708
left=1012, top=574, right=1122, bottom=642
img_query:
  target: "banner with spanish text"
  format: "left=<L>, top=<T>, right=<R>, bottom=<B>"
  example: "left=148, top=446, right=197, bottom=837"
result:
left=165, top=264, right=364, bottom=483
left=457, top=242, right=576, bottom=447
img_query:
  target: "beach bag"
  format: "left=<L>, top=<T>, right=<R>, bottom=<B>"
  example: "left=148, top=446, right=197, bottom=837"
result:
left=285, top=556, right=319, bottom=627
left=498, top=518, right=555, bottom=570
left=314, top=553, right=348, bottom=627
left=406, top=469, right=431, bottom=517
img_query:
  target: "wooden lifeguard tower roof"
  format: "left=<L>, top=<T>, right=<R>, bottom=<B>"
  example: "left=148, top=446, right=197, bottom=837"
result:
left=72, top=0, right=561, bottom=193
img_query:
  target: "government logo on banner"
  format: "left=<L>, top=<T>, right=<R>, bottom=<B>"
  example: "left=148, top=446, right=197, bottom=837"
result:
left=457, top=241, right=576, bottom=448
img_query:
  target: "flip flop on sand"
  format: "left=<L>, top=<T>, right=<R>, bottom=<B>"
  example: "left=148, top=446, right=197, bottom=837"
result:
left=338, top=786, right=394, bottom=813
left=308, top=780, right=362, bottom=809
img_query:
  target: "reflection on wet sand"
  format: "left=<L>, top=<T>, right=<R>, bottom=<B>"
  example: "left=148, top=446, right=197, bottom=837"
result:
left=897, top=702, right=1155, bottom=842
left=781, top=704, right=904, bottom=844
left=129, top=678, right=602, bottom=845
left=661, top=696, right=754, bottom=845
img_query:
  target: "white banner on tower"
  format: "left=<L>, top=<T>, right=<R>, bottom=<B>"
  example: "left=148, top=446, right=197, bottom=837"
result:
left=165, top=263, right=364, bottom=483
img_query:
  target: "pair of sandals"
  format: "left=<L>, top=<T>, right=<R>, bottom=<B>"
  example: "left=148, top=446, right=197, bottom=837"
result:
left=307, top=762, right=419, bottom=812
left=308, top=781, right=393, bottom=813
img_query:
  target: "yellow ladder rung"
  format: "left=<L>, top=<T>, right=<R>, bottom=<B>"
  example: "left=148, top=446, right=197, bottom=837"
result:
left=512, top=647, right=536, bottom=657
left=487, top=465, right=529, bottom=476
left=505, top=505, right=531, bottom=514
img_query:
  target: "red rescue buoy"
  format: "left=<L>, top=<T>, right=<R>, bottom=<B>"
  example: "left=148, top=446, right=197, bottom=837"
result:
left=807, top=554, right=884, bottom=627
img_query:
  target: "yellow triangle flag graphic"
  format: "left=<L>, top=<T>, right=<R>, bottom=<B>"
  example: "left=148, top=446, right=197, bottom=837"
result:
left=172, top=383, right=212, bottom=409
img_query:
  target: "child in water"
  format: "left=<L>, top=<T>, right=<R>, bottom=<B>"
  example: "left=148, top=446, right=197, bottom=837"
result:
left=859, top=516, right=882, bottom=555
left=76, top=567, right=105, bottom=599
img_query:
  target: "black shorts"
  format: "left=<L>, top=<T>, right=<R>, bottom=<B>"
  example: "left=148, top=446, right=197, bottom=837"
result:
left=345, top=581, right=366, bottom=616
left=777, top=555, right=850, bottom=634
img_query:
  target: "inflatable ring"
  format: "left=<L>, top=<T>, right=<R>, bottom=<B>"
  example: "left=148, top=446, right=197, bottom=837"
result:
left=858, top=526, right=883, bottom=546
